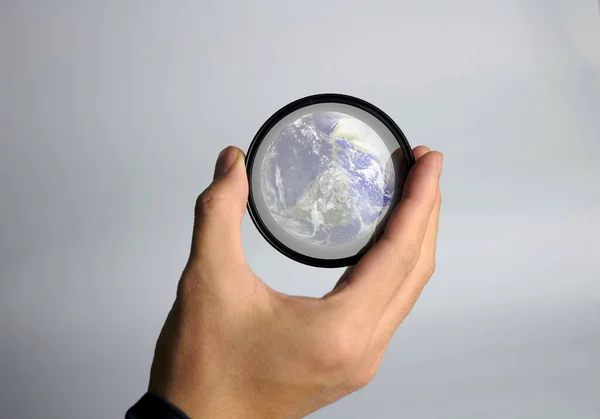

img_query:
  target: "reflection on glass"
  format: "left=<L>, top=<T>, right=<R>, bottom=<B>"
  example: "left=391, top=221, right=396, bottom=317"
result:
left=260, top=111, right=395, bottom=247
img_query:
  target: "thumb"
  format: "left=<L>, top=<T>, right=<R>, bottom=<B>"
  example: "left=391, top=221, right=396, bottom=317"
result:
left=190, top=146, right=248, bottom=267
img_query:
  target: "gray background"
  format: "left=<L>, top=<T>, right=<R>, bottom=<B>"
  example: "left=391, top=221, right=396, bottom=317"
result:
left=1, top=1, right=599, bottom=418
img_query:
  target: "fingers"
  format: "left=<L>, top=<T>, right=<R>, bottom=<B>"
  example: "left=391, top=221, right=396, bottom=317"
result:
left=371, top=186, right=441, bottom=345
left=324, top=146, right=431, bottom=299
left=330, top=147, right=443, bottom=329
left=379, top=150, right=442, bottom=247
left=410, top=145, right=431, bottom=161
left=189, top=146, right=249, bottom=269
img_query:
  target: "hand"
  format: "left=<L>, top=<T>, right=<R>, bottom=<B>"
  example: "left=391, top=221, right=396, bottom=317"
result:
left=148, top=145, right=443, bottom=418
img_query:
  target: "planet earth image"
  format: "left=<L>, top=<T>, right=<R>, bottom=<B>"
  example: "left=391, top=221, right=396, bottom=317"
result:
left=260, top=111, right=396, bottom=247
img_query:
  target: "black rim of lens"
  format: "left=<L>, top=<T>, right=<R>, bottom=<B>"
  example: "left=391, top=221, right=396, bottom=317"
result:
left=245, top=93, right=414, bottom=268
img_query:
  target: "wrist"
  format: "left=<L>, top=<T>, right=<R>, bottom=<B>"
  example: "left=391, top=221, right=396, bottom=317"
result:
left=149, top=381, right=289, bottom=419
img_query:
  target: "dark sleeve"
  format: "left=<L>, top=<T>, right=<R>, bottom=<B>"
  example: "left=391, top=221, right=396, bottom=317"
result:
left=126, top=393, right=190, bottom=419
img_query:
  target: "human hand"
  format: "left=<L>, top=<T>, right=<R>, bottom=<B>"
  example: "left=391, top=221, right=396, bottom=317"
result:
left=148, top=145, right=443, bottom=419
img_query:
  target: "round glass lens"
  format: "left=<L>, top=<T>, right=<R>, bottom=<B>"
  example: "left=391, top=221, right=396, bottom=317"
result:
left=247, top=95, right=413, bottom=267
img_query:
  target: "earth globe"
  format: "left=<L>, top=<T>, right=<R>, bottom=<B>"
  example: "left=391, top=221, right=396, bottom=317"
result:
left=246, top=94, right=413, bottom=268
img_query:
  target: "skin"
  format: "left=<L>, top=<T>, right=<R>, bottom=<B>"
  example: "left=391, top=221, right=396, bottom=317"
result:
left=148, top=144, right=443, bottom=419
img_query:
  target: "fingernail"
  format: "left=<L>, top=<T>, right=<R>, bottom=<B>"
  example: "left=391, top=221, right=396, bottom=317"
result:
left=214, top=146, right=238, bottom=178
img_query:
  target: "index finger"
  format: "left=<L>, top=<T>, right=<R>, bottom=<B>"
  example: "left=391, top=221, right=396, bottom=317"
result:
left=332, top=150, right=443, bottom=328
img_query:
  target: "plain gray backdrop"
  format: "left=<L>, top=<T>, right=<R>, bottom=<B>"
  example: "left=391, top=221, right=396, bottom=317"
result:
left=1, top=1, right=599, bottom=418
